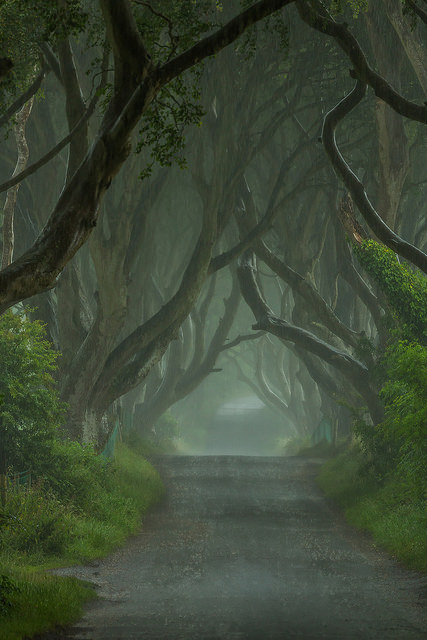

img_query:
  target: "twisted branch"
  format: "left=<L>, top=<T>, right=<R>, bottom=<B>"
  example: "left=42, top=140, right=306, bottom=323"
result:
left=322, top=79, right=427, bottom=272
left=297, top=0, right=427, bottom=124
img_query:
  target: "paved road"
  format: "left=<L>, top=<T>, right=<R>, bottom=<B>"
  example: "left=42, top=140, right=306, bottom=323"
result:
left=55, top=456, right=426, bottom=639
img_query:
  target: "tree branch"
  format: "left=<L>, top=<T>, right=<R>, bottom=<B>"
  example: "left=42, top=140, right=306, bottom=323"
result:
left=237, top=250, right=383, bottom=423
left=0, top=66, right=47, bottom=129
left=157, top=0, right=294, bottom=86
left=220, top=331, right=264, bottom=351
left=405, top=0, right=427, bottom=25
left=2, top=98, right=34, bottom=268
left=0, top=88, right=101, bottom=195
left=322, top=79, right=427, bottom=272
left=296, top=0, right=427, bottom=124
left=0, top=0, right=295, bottom=312
left=256, top=240, right=361, bottom=349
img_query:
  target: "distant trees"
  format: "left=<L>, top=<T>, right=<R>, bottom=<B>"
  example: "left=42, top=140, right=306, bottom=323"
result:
left=1, top=0, right=426, bottom=450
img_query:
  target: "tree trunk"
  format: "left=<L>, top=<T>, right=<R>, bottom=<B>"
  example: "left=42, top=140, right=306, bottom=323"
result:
left=237, top=251, right=383, bottom=425
left=2, top=98, right=33, bottom=269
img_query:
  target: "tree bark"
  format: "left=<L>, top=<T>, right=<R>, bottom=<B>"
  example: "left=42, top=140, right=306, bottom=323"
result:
left=322, top=80, right=427, bottom=272
left=237, top=250, right=383, bottom=424
left=296, top=0, right=427, bottom=124
left=0, top=0, right=294, bottom=312
left=382, top=0, right=427, bottom=96
left=365, top=6, right=411, bottom=231
left=2, top=98, right=34, bottom=269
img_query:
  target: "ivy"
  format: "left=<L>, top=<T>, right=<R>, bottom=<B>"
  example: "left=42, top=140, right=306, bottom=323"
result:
left=352, top=240, right=427, bottom=498
left=354, top=240, right=427, bottom=343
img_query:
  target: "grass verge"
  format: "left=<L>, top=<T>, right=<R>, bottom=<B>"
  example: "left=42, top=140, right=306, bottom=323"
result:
left=0, top=565, right=94, bottom=640
left=0, top=443, right=163, bottom=639
left=318, top=448, right=427, bottom=572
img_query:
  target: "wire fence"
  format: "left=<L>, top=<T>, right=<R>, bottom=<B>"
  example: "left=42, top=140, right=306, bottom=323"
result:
left=0, top=469, right=32, bottom=506
left=101, top=407, right=134, bottom=459
left=7, top=469, right=32, bottom=490
left=0, top=408, right=132, bottom=507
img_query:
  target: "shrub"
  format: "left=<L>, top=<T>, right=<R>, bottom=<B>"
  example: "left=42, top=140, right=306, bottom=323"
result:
left=0, top=574, right=20, bottom=617
left=0, top=310, right=65, bottom=474
left=352, top=240, right=426, bottom=502
left=0, top=485, right=72, bottom=556
left=37, top=440, right=113, bottom=513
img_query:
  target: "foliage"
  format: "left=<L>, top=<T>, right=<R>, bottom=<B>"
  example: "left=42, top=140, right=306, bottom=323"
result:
left=0, top=565, right=94, bottom=639
left=0, top=0, right=88, bottom=113
left=137, top=71, right=205, bottom=179
left=377, top=341, right=426, bottom=498
left=354, top=240, right=427, bottom=343
left=237, top=1, right=289, bottom=59
left=0, top=573, right=20, bottom=616
left=0, top=310, right=65, bottom=474
left=0, top=443, right=162, bottom=637
left=135, top=0, right=289, bottom=178
left=328, top=0, right=368, bottom=17
left=133, top=0, right=223, bottom=178
left=134, top=0, right=223, bottom=64
left=38, top=439, right=112, bottom=510
left=334, top=238, right=427, bottom=567
left=350, top=241, right=427, bottom=500
left=0, top=443, right=162, bottom=561
left=318, top=449, right=427, bottom=571
left=0, top=485, right=71, bottom=556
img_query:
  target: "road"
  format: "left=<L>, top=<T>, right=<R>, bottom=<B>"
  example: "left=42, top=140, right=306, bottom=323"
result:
left=54, top=456, right=426, bottom=639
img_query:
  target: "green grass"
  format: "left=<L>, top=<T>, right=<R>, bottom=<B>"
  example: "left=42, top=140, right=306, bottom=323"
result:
left=0, top=443, right=163, bottom=639
left=62, top=444, right=164, bottom=563
left=0, top=564, right=95, bottom=640
left=318, top=448, right=427, bottom=572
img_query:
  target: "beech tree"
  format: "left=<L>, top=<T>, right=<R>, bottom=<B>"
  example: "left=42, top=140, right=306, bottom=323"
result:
left=1, top=0, right=426, bottom=448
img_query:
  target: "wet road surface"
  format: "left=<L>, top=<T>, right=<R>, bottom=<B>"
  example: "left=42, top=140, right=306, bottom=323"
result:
left=54, top=456, right=426, bottom=639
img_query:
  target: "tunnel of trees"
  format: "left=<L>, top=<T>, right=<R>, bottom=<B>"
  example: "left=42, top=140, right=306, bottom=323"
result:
left=0, top=0, right=426, bottom=463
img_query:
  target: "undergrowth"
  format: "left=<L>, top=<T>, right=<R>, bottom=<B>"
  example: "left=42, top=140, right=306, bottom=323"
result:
left=0, top=443, right=163, bottom=639
left=318, top=447, right=427, bottom=572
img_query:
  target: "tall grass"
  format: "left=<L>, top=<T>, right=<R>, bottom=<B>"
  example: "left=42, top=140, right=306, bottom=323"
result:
left=0, top=565, right=94, bottom=640
left=0, top=443, right=163, bottom=639
left=318, top=448, right=427, bottom=571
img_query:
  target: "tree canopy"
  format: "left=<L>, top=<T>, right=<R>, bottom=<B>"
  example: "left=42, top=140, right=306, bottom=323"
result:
left=0, top=0, right=426, bottom=454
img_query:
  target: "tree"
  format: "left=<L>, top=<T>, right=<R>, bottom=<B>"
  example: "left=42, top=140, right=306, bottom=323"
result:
left=1, top=0, right=426, bottom=449
left=0, top=310, right=64, bottom=484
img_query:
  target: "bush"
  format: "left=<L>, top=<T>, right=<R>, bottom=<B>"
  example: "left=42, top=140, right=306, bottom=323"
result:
left=0, top=443, right=163, bottom=564
left=352, top=240, right=426, bottom=502
left=0, top=310, right=65, bottom=474
left=318, top=450, right=427, bottom=571
left=320, top=240, right=427, bottom=571
left=0, top=574, right=20, bottom=617
left=38, top=440, right=113, bottom=513
left=0, top=486, right=72, bottom=556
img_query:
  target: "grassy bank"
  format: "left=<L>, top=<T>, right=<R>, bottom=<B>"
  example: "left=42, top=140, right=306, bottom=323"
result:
left=0, top=443, right=163, bottom=640
left=318, top=448, right=427, bottom=572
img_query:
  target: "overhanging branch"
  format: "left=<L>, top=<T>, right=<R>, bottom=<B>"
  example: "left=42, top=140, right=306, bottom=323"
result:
left=237, top=250, right=383, bottom=423
left=0, top=66, right=47, bottom=129
left=322, top=79, right=427, bottom=273
left=296, top=0, right=427, bottom=124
